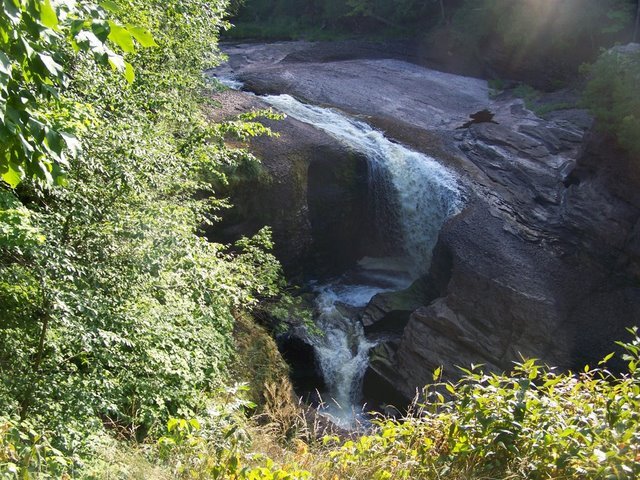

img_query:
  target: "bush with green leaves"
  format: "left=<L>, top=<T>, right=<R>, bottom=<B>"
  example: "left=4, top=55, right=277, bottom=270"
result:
left=583, top=47, right=640, bottom=160
left=0, top=0, right=295, bottom=471
left=155, top=385, right=311, bottom=479
left=326, top=329, right=640, bottom=479
left=0, top=417, right=72, bottom=479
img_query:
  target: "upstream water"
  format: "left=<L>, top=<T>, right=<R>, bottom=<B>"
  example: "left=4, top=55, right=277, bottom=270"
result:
left=259, top=94, right=463, bottom=428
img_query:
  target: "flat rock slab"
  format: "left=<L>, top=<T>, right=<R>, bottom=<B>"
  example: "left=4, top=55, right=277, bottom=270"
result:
left=213, top=41, right=489, bottom=130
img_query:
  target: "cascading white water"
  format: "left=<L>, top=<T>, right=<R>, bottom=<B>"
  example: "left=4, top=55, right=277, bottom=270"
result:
left=311, top=284, right=375, bottom=427
left=262, top=94, right=463, bottom=274
left=258, top=94, right=464, bottom=428
left=309, top=261, right=412, bottom=428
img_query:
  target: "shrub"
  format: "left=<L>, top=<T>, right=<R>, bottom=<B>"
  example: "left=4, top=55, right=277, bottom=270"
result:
left=326, top=328, right=640, bottom=479
left=583, top=47, right=640, bottom=160
left=0, top=0, right=290, bottom=469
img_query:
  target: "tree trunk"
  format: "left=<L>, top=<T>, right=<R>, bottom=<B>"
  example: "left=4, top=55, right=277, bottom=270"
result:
left=20, top=281, right=51, bottom=420
left=439, top=0, right=446, bottom=24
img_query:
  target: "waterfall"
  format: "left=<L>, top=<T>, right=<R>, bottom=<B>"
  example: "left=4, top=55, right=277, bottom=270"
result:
left=307, top=262, right=413, bottom=428
left=258, top=94, right=463, bottom=427
left=311, top=283, right=375, bottom=427
left=262, top=94, right=462, bottom=275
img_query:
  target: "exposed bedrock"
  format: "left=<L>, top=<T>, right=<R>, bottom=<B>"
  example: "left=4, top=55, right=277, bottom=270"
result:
left=367, top=113, right=640, bottom=404
left=205, top=90, right=373, bottom=279
left=210, top=42, right=640, bottom=405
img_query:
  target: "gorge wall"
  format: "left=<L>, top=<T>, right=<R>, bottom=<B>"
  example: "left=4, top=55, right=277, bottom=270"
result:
left=208, top=41, right=640, bottom=406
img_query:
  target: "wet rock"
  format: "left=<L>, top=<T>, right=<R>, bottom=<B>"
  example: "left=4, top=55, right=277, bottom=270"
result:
left=363, top=341, right=411, bottom=409
left=205, top=90, right=371, bottom=279
left=361, top=277, right=439, bottom=330
left=211, top=42, right=640, bottom=402
left=277, top=334, right=325, bottom=397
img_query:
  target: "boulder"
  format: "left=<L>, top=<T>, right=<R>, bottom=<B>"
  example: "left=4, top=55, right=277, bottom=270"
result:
left=361, top=277, right=440, bottom=331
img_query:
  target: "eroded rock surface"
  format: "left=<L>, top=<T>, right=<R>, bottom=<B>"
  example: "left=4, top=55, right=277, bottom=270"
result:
left=205, top=90, right=371, bottom=278
left=210, top=41, right=640, bottom=405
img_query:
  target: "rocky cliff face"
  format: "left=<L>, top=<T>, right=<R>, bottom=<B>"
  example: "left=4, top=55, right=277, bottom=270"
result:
left=205, top=89, right=372, bottom=279
left=210, top=42, right=640, bottom=406
left=367, top=100, right=640, bottom=403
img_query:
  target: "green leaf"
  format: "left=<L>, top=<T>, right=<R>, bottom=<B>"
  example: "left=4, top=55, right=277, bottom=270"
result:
left=1, top=163, right=22, bottom=187
left=2, top=0, right=21, bottom=25
left=60, top=132, right=81, bottom=157
left=45, top=129, right=63, bottom=156
left=99, top=0, right=121, bottom=13
left=127, top=25, right=157, bottom=47
left=37, top=53, right=63, bottom=77
left=39, top=0, right=59, bottom=30
left=599, top=352, right=615, bottom=365
left=108, top=21, right=134, bottom=53
left=91, top=20, right=111, bottom=43
left=54, top=172, right=68, bottom=187
left=74, top=30, right=104, bottom=54
left=124, top=61, right=134, bottom=84
left=108, top=53, right=125, bottom=72
left=167, top=418, right=179, bottom=433
left=0, top=51, right=11, bottom=76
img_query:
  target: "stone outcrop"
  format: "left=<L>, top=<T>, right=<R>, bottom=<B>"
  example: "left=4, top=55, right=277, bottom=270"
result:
left=210, top=41, right=640, bottom=406
left=205, top=90, right=371, bottom=279
left=368, top=104, right=640, bottom=403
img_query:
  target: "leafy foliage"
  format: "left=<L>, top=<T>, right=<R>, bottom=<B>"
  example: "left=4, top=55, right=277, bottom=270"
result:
left=231, top=0, right=639, bottom=44
left=228, top=0, right=450, bottom=38
left=0, top=0, right=155, bottom=188
left=0, top=417, right=71, bottom=478
left=325, top=329, right=640, bottom=479
left=583, top=47, right=640, bottom=159
left=0, top=0, right=294, bottom=472
left=452, top=0, right=635, bottom=50
left=156, top=385, right=310, bottom=479
left=13, top=331, right=634, bottom=479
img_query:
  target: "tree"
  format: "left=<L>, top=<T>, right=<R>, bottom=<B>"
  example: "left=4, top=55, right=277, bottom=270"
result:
left=634, top=0, right=640, bottom=42
left=0, top=0, right=153, bottom=189
left=583, top=47, right=640, bottom=160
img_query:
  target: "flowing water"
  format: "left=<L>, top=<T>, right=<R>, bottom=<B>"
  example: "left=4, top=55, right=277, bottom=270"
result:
left=259, top=94, right=464, bottom=428
left=210, top=77, right=463, bottom=427
left=308, top=257, right=413, bottom=428
left=262, top=94, right=462, bottom=273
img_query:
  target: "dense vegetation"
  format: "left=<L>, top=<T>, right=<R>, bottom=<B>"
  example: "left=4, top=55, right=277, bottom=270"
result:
left=0, top=0, right=295, bottom=475
left=229, top=0, right=639, bottom=46
left=583, top=46, right=640, bottom=161
left=1, top=0, right=640, bottom=478
left=4, top=330, right=639, bottom=478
